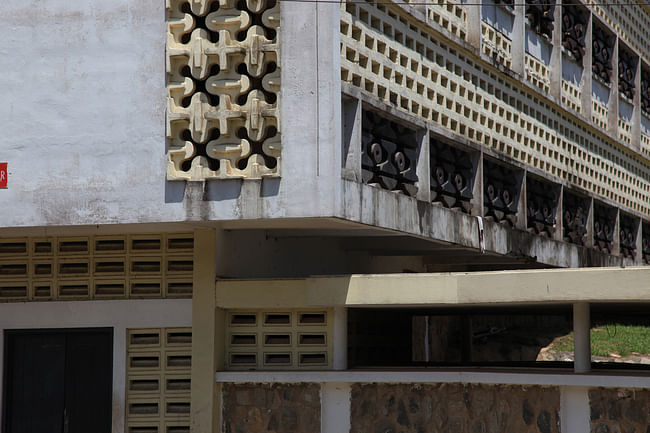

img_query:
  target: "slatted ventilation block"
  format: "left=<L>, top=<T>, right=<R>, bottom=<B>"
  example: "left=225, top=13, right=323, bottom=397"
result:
left=226, top=310, right=333, bottom=370
left=0, top=234, right=194, bottom=301
left=126, top=328, right=192, bottom=433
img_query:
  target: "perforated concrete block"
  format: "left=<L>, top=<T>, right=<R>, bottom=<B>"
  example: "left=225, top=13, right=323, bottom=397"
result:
left=166, top=0, right=281, bottom=181
left=340, top=2, right=650, bottom=217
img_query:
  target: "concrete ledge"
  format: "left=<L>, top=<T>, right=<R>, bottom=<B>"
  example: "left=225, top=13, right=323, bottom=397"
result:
left=215, top=370, right=650, bottom=388
left=215, top=267, right=650, bottom=307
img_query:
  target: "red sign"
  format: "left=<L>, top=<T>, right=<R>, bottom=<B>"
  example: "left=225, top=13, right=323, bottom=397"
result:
left=0, top=163, right=6, bottom=188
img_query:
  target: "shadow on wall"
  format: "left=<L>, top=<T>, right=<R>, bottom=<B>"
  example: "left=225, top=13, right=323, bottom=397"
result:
left=164, top=178, right=280, bottom=203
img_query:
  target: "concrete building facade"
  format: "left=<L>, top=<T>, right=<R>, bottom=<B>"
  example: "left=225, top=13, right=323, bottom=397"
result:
left=2, top=0, right=650, bottom=432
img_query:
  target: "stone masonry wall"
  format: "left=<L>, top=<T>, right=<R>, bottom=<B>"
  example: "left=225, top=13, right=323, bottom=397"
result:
left=590, top=388, right=650, bottom=433
left=351, top=383, right=560, bottom=433
left=222, top=383, right=321, bottom=433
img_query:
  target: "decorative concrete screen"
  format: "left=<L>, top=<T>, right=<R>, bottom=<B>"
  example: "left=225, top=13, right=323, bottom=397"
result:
left=0, top=234, right=194, bottom=301
left=340, top=2, right=650, bottom=217
left=226, top=310, right=333, bottom=370
left=166, top=0, right=280, bottom=181
left=126, top=328, right=192, bottom=433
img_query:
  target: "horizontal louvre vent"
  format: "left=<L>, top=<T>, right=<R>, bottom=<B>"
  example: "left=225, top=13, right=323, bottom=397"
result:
left=231, top=334, right=256, bottom=345
left=131, top=356, right=160, bottom=369
left=299, top=334, right=326, bottom=345
left=127, top=328, right=191, bottom=432
left=0, top=264, right=27, bottom=276
left=131, top=333, right=161, bottom=346
left=132, top=239, right=161, bottom=251
left=167, top=331, right=192, bottom=345
left=166, top=379, right=191, bottom=391
left=129, top=403, right=159, bottom=415
left=230, top=354, right=256, bottom=365
left=0, top=285, right=28, bottom=298
left=0, top=242, right=27, bottom=254
left=0, top=234, right=193, bottom=302
left=167, top=356, right=191, bottom=368
left=299, top=353, right=327, bottom=365
left=95, top=282, right=125, bottom=296
left=130, top=380, right=160, bottom=392
left=168, top=238, right=193, bottom=250
left=166, top=403, right=190, bottom=414
left=226, top=310, right=332, bottom=370
left=59, top=241, right=88, bottom=253
left=95, top=239, right=125, bottom=252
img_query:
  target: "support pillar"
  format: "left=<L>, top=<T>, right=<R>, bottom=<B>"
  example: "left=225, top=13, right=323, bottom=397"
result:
left=190, top=228, right=223, bottom=433
left=573, top=302, right=591, bottom=373
left=332, top=306, right=348, bottom=370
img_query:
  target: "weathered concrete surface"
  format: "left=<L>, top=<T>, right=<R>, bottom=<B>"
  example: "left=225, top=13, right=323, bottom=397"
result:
left=350, top=383, right=560, bottom=433
left=222, top=383, right=321, bottom=433
left=0, top=0, right=343, bottom=227
left=589, top=388, right=650, bottom=433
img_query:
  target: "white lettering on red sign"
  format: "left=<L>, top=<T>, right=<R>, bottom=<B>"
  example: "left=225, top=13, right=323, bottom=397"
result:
left=0, top=163, right=7, bottom=188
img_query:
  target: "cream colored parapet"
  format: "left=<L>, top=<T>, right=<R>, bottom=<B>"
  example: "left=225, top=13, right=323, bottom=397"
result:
left=215, top=267, right=650, bottom=308
left=340, top=2, right=650, bottom=216
left=166, top=0, right=281, bottom=181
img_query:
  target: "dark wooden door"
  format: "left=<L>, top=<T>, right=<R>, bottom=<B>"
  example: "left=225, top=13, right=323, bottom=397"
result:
left=3, top=329, right=113, bottom=433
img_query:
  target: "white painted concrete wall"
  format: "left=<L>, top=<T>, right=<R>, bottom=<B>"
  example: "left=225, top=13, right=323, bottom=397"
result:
left=0, top=299, right=192, bottom=433
left=0, top=0, right=342, bottom=228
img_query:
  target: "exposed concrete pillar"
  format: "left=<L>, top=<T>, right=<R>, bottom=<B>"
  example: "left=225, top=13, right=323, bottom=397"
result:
left=635, top=217, right=643, bottom=266
left=511, top=1, right=526, bottom=76
left=416, top=129, right=431, bottom=203
left=341, top=96, right=362, bottom=182
left=516, top=170, right=527, bottom=231
left=321, top=383, right=351, bottom=433
left=190, top=228, right=224, bottom=433
left=580, top=12, right=593, bottom=120
left=472, top=151, right=484, bottom=217
left=573, top=302, right=591, bottom=373
left=607, top=37, right=619, bottom=136
left=332, top=306, right=348, bottom=370
left=632, top=49, right=642, bottom=149
left=466, top=0, right=482, bottom=51
left=560, top=386, right=590, bottom=433
left=554, top=185, right=564, bottom=242
left=549, top=2, right=563, bottom=101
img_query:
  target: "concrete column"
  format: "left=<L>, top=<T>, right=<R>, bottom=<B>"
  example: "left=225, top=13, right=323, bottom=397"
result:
left=472, top=151, right=484, bottom=217
left=554, top=185, right=564, bottom=242
left=466, top=0, right=482, bottom=51
left=573, top=302, right=591, bottom=373
left=516, top=170, right=527, bottom=231
left=584, top=197, right=594, bottom=249
left=341, top=96, right=362, bottom=181
left=416, top=129, right=431, bottom=203
left=607, top=37, right=619, bottom=136
left=612, top=208, right=620, bottom=257
left=632, top=52, right=642, bottom=149
left=560, top=386, right=590, bottom=433
left=580, top=12, right=593, bottom=120
left=190, top=228, right=223, bottom=433
left=511, top=1, right=526, bottom=76
left=549, top=3, right=563, bottom=100
left=321, top=383, right=351, bottom=433
left=332, top=306, right=348, bottom=370
left=634, top=217, right=643, bottom=266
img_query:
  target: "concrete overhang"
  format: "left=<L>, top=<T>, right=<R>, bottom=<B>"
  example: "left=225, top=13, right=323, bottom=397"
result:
left=215, top=267, right=650, bottom=308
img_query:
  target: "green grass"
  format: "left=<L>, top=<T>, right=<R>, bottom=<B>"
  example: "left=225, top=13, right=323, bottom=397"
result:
left=547, top=325, right=650, bottom=357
